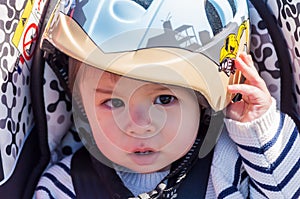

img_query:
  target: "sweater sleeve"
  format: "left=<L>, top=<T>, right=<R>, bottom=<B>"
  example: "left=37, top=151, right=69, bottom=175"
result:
left=224, top=98, right=300, bottom=198
left=34, top=155, right=76, bottom=199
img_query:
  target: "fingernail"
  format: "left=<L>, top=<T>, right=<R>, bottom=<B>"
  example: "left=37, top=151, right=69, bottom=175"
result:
left=232, top=93, right=242, bottom=102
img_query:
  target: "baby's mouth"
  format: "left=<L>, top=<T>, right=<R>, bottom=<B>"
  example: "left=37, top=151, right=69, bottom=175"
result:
left=130, top=148, right=159, bottom=165
left=134, top=150, right=154, bottom=155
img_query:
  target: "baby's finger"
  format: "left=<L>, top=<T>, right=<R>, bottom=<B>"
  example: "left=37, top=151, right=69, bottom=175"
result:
left=234, top=53, right=270, bottom=94
left=235, top=53, right=260, bottom=84
left=227, top=84, right=265, bottom=103
left=237, top=52, right=255, bottom=69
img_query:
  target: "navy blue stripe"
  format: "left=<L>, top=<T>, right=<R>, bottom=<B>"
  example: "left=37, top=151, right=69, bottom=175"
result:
left=218, top=157, right=242, bottom=198
left=249, top=179, right=268, bottom=197
left=241, top=127, right=298, bottom=173
left=44, top=173, right=76, bottom=198
left=237, top=114, right=285, bottom=154
left=233, top=156, right=242, bottom=186
left=292, top=187, right=300, bottom=199
left=57, top=162, right=71, bottom=175
left=240, top=170, right=248, bottom=183
left=36, top=186, right=56, bottom=199
left=253, top=157, right=300, bottom=191
left=218, top=186, right=238, bottom=199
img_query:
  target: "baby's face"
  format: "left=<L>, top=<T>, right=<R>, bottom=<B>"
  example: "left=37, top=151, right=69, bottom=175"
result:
left=79, top=66, right=200, bottom=173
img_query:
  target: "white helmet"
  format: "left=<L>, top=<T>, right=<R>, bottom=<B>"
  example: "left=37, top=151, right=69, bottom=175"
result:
left=40, top=2, right=250, bottom=196
left=41, top=0, right=250, bottom=111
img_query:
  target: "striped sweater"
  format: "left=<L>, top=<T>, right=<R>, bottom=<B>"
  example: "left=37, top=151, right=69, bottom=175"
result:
left=35, top=99, right=300, bottom=198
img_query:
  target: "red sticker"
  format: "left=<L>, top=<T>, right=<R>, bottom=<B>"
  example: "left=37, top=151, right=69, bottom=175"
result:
left=22, top=23, right=39, bottom=60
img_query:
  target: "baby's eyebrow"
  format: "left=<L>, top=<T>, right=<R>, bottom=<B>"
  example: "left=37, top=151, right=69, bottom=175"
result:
left=95, top=88, right=113, bottom=94
left=94, top=84, right=172, bottom=95
left=152, top=87, right=172, bottom=92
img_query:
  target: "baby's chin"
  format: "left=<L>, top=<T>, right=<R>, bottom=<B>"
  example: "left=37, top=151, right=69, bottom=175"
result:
left=113, top=161, right=171, bottom=174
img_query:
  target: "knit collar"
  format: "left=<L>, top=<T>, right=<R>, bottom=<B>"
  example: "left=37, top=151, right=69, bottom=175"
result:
left=115, top=164, right=170, bottom=196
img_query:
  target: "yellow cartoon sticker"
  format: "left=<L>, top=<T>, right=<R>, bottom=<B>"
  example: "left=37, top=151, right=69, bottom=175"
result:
left=12, top=0, right=35, bottom=48
left=219, top=20, right=249, bottom=76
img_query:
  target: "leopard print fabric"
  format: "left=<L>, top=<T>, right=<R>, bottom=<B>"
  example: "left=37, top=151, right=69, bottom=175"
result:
left=0, top=0, right=82, bottom=182
left=0, top=0, right=33, bottom=182
left=43, top=62, right=82, bottom=163
left=249, top=0, right=300, bottom=115
left=275, top=0, right=300, bottom=114
left=249, top=1, right=281, bottom=108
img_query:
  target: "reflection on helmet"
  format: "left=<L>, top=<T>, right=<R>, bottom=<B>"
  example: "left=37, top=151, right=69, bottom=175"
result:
left=41, top=0, right=250, bottom=111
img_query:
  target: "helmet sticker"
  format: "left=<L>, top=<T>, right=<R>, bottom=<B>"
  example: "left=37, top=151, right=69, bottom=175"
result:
left=218, top=20, right=249, bottom=76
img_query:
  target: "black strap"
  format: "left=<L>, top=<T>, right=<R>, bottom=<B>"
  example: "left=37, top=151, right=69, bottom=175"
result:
left=176, top=149, right=213, bottom=199
left=249, top=0, right=300, bottom=129
left=71, top=147, right=110, bottom=199
left=71, top=147, right=133, bottom=199
left=71, top=146, right=213, bottom=198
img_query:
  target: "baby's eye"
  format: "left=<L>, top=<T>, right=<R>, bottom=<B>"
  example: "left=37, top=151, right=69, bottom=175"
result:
left=154, top=95, right=177, bottom=105
left=103, top=98, right=124, bottom=108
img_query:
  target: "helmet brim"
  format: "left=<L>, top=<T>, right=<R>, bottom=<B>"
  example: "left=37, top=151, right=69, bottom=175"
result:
left=41, top=12, right=247, bottom=111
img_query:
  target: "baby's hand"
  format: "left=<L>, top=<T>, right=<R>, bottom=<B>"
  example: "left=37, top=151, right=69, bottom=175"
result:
left=225, top=52, right=272, bottom=122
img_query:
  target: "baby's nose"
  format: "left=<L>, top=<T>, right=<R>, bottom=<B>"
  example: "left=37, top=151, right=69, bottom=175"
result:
left=121, top=104, right=165, bottom=138
left=125, top=105, right=155, bottom=138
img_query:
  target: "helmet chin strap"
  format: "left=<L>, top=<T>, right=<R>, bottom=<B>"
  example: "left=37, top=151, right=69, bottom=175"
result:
left=131, top=108, right=210, bottom=199
left=42, top=40, right=72, bottom=99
